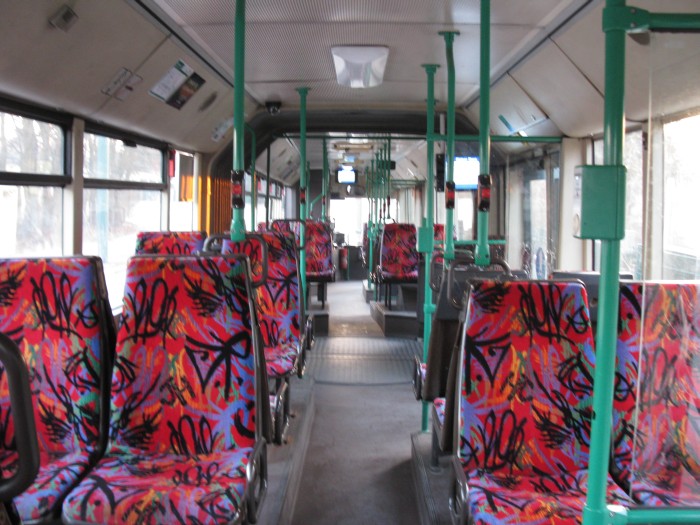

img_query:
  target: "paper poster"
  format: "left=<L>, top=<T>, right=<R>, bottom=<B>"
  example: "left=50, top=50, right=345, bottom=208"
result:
left=150, top=60, right=205, bottom=110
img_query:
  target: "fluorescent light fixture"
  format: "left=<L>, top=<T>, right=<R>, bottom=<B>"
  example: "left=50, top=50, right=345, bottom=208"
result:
left=332, top=46, right=389, bottom=88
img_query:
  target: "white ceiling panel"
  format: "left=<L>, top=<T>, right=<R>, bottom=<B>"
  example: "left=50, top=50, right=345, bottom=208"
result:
left=156, top=0, right=569, bottom=27
left=96, top=36, right=253, bottom=153
left=0, top=1, right=167, bottom=118
left=511, top=43, right=604, bottom=137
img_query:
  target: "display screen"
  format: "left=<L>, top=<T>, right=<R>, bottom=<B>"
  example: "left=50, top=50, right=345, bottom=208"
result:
left=453, top=156, right=479, bottom=190
left=337, top=165, right=356, bottom=184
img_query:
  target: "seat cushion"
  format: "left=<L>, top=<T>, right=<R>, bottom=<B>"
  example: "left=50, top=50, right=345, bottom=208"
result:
left=1, top=450, right=92, bottom=522
left=264, top=342, right=299, bottom=378
left=465, top=469, right=632, bottom=525
left=62, top=447, right=251, bottom=524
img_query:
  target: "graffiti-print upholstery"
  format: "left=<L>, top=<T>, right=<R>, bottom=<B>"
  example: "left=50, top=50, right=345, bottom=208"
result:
left=223, top=233, right=301, bottom=378
left=62, top=256, right=263, bottom=524
left=0, top=257, right=112, bottom=523
left=305, top=221, right=334, bottom=282
left=456, top=280, right=631, bottom=524
left=378, top=223, right=418, bottom=283
left=614, top=282, right=700, bottom=506
left=611, top=282, right=643, bottom=490
left=135, top=230, right=206, bottom=255
left=271, top=220, right=302, bottom=246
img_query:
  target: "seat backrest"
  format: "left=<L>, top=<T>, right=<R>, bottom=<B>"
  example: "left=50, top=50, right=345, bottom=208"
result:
left=611, top=281, right=643, bottom=488
left=135, top=230, right=206, bottom=255
left=616, top=282, right=700, bottom=504
left=379, top=223, right=419, bottom=282
left=109, top=255, right=269, bottom=453
left=457, top=279, right=595, bottom=478
left=0, top=257, right=112, bottom=458
left=223, top=233, right=302, bottom=350
left=271, top=220, right=303, bottom=246
left=305, top=220, right=334, bottom=280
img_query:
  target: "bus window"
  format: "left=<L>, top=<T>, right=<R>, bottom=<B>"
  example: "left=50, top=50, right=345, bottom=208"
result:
left=169, top=150, right=198, bottom=231
left=82, top=131, right=166, bottom=308
left=506, top=153, right=560, bottom=278
left=660, top=114, right=700, bottom=279
left=0, top=109, right=67, bottom=256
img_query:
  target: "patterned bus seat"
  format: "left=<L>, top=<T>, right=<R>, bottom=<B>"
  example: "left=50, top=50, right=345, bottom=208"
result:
left=61, top=255, right=270, bottom=524
left=0, top=257, right=113, bottom=523
left=270, top=219, right=303, bottom=246
left=451, top=279, right=631, bottom=525
left=223, top=233, right=305, bottom=444
left=612, top=281, right=700, bottom=506
left=135, top=230, right=206, bottom=255
left=305, top=220, right=334, bottom=283
left=377, top=223, right=418, bottom=284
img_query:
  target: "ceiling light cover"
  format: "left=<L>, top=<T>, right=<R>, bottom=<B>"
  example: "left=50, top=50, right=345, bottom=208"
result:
left=332, top=46, right=389, bottom=89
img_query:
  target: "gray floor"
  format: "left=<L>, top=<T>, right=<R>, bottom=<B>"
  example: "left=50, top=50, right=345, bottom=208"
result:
left=290, top=281, right=423, bottom=525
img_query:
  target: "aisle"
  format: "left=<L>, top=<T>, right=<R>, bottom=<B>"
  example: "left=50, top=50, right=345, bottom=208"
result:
left=290, top=281, right=422, bottom=525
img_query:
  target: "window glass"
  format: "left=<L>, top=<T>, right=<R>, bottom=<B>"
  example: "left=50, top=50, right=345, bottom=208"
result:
left=592, top=130, right=644, bottom=277
left=0, top=185, right=62, bottom=256
left=662, top=114, right=700, bottom=279
left=83, top=189, right=161, bottom=308
left=83, top=133, right=162, bottom=183
left=0, top=112, right=64, bottom=174
left=169, top=151, right=198, bottom=231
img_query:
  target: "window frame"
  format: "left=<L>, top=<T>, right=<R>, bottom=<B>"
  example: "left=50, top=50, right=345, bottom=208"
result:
left=0, top=98, right=72, bottom=186
left=82, top=122, right=168, bottom=191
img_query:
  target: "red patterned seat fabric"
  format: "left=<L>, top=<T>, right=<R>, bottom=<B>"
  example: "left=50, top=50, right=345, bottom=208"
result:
left=135, top=230, right=206, bottom=255
left=611, top=282, right=643, bottom=490
left=0, top=257, right=111, bottom=523
left=271, top=220, right=302, bottom=246
left=378, top=223, right=418, bottom=283
left=305, top=220, right=334, bottom=282
left=457, top=280, right=631, bottom=524
left=61, top=255, right=263, bottom=524
left=433, top=397, right=445, bottom=428
left=614, top=282, right=700, bottom=506
left=223, top=233, right=302, bottom=378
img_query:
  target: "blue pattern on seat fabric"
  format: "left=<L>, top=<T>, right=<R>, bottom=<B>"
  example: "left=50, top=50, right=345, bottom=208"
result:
left=456, top=279, right=631, bottom=524
left=0, top=257, right=112, bottom=523
left=61, top=255, right=267, bottom=524
left=135, top=230, right=206, bottom=255
left=378, top=223, right=418, bottom=283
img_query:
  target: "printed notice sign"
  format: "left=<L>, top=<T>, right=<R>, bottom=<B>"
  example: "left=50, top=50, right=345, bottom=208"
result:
left=150, top=60, right=205, bottom=110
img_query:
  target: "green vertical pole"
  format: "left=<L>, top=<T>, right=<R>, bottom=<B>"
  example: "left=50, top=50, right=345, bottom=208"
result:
left=582, top=2, right=625, bottom=524
left=265, top=145, right=271, bottom=227
left=440, top=31, right=459, bottom=263
left=475, top=0, right=491, bottom=266
left=322, top=138, right=328, bottom=221
left=297, top=87, right=310, bottom=310
left=421, top=64, right=439, bottom=432
left=230, top=0, right=246, bottom=242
